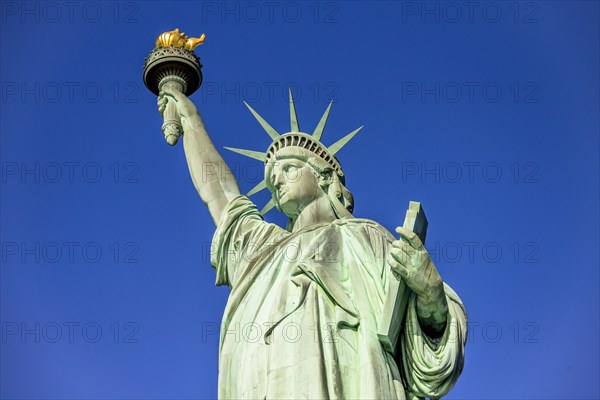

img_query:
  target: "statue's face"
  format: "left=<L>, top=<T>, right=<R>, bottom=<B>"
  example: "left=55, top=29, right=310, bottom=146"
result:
left=269, top=158, right=323, bottom=217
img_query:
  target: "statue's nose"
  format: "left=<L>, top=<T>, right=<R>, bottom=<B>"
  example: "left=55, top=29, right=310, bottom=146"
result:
left=273, top=171, right=285, bottom=189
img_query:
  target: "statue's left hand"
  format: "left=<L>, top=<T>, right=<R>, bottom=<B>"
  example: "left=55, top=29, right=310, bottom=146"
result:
left=387, top=226, right=444, bottom=301
left=388, top=227, right=449, bottom=337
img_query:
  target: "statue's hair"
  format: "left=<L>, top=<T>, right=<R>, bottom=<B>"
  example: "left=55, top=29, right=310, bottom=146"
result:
left=265, top=146, right=354, bottom=217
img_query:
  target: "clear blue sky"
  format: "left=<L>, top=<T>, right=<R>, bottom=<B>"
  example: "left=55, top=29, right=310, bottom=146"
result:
left=1, top=1, right=598, bottom=399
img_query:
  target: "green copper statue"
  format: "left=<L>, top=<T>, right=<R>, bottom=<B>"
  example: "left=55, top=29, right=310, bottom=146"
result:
left=157, top=87, right=468, bottom=399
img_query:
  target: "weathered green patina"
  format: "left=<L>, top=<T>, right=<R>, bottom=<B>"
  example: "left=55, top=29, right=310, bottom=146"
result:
left=157, top=88, right=467, bottom=399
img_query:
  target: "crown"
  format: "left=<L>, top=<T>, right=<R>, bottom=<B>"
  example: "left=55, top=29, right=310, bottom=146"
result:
left=265, top=132, right=344, bottom=178
left=224, top=88, right=363, bottom=215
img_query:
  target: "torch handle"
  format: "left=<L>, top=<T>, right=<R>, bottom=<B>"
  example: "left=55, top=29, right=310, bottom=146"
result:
left=161, top=80, right=185, bottom=146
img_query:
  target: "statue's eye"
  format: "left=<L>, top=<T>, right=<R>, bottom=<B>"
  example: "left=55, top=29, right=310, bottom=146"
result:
left=283, top=164, right=297, bottom=173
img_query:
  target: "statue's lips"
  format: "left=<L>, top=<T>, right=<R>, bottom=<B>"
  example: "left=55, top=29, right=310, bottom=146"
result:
left=277, top=189, right=288, bottom=201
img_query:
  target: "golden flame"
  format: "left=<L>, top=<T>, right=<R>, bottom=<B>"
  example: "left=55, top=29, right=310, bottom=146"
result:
left=155, top=28, right=205, bottom=51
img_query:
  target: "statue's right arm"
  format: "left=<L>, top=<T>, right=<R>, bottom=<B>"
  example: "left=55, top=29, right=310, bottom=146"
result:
left=158, top=88, right=241, bottom=226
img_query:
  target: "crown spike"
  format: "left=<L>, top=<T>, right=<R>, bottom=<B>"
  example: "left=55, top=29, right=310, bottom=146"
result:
left=244, top=101, right=280, bottom=140
left=289, top=87, right=300, bottom=132
left=328, top=126, right=363, bottom=155
left=312, top=100, right=333, bottom=141
left=260, top=199, right=277, bottom=215
left=247, top=179, right=267, bottom=197
left=224, top=146, right=266, bottom=161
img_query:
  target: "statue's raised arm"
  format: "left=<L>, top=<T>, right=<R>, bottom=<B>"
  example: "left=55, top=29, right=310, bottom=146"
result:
left=158, top=88, right=241, bottom=225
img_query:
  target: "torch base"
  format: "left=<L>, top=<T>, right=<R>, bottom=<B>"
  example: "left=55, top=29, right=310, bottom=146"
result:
left=143, top=46, right=202, bottom=96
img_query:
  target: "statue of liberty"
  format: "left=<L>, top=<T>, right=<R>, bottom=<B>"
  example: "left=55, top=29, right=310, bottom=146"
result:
left=157, top=86, right=468, bottom=400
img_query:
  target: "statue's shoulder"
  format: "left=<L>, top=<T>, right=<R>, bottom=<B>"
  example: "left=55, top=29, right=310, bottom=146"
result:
left=333, top=218, right=396, bottom=243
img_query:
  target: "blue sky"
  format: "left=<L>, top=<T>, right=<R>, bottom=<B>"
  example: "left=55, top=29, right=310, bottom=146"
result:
left=1, top=1, right=598, bottom=399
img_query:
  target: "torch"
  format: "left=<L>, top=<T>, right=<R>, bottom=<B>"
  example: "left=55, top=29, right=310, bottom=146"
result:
left=143, top=29, right=205, bottom=145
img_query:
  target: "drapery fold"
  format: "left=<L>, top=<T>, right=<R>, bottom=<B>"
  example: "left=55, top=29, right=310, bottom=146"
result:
left=209, top=196, right=467, bottom=399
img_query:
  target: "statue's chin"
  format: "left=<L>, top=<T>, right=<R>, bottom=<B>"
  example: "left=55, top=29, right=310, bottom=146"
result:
left=278, top=198, right=301, bottom=219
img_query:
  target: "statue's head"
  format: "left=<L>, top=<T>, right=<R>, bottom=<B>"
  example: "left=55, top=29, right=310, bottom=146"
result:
left=223, top=90, right=362, bottom=224
left=265, top=140, right=354, bottom=219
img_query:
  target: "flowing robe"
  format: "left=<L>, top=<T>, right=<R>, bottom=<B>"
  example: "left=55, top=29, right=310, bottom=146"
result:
left=211, top=196, right=467, bottom=399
